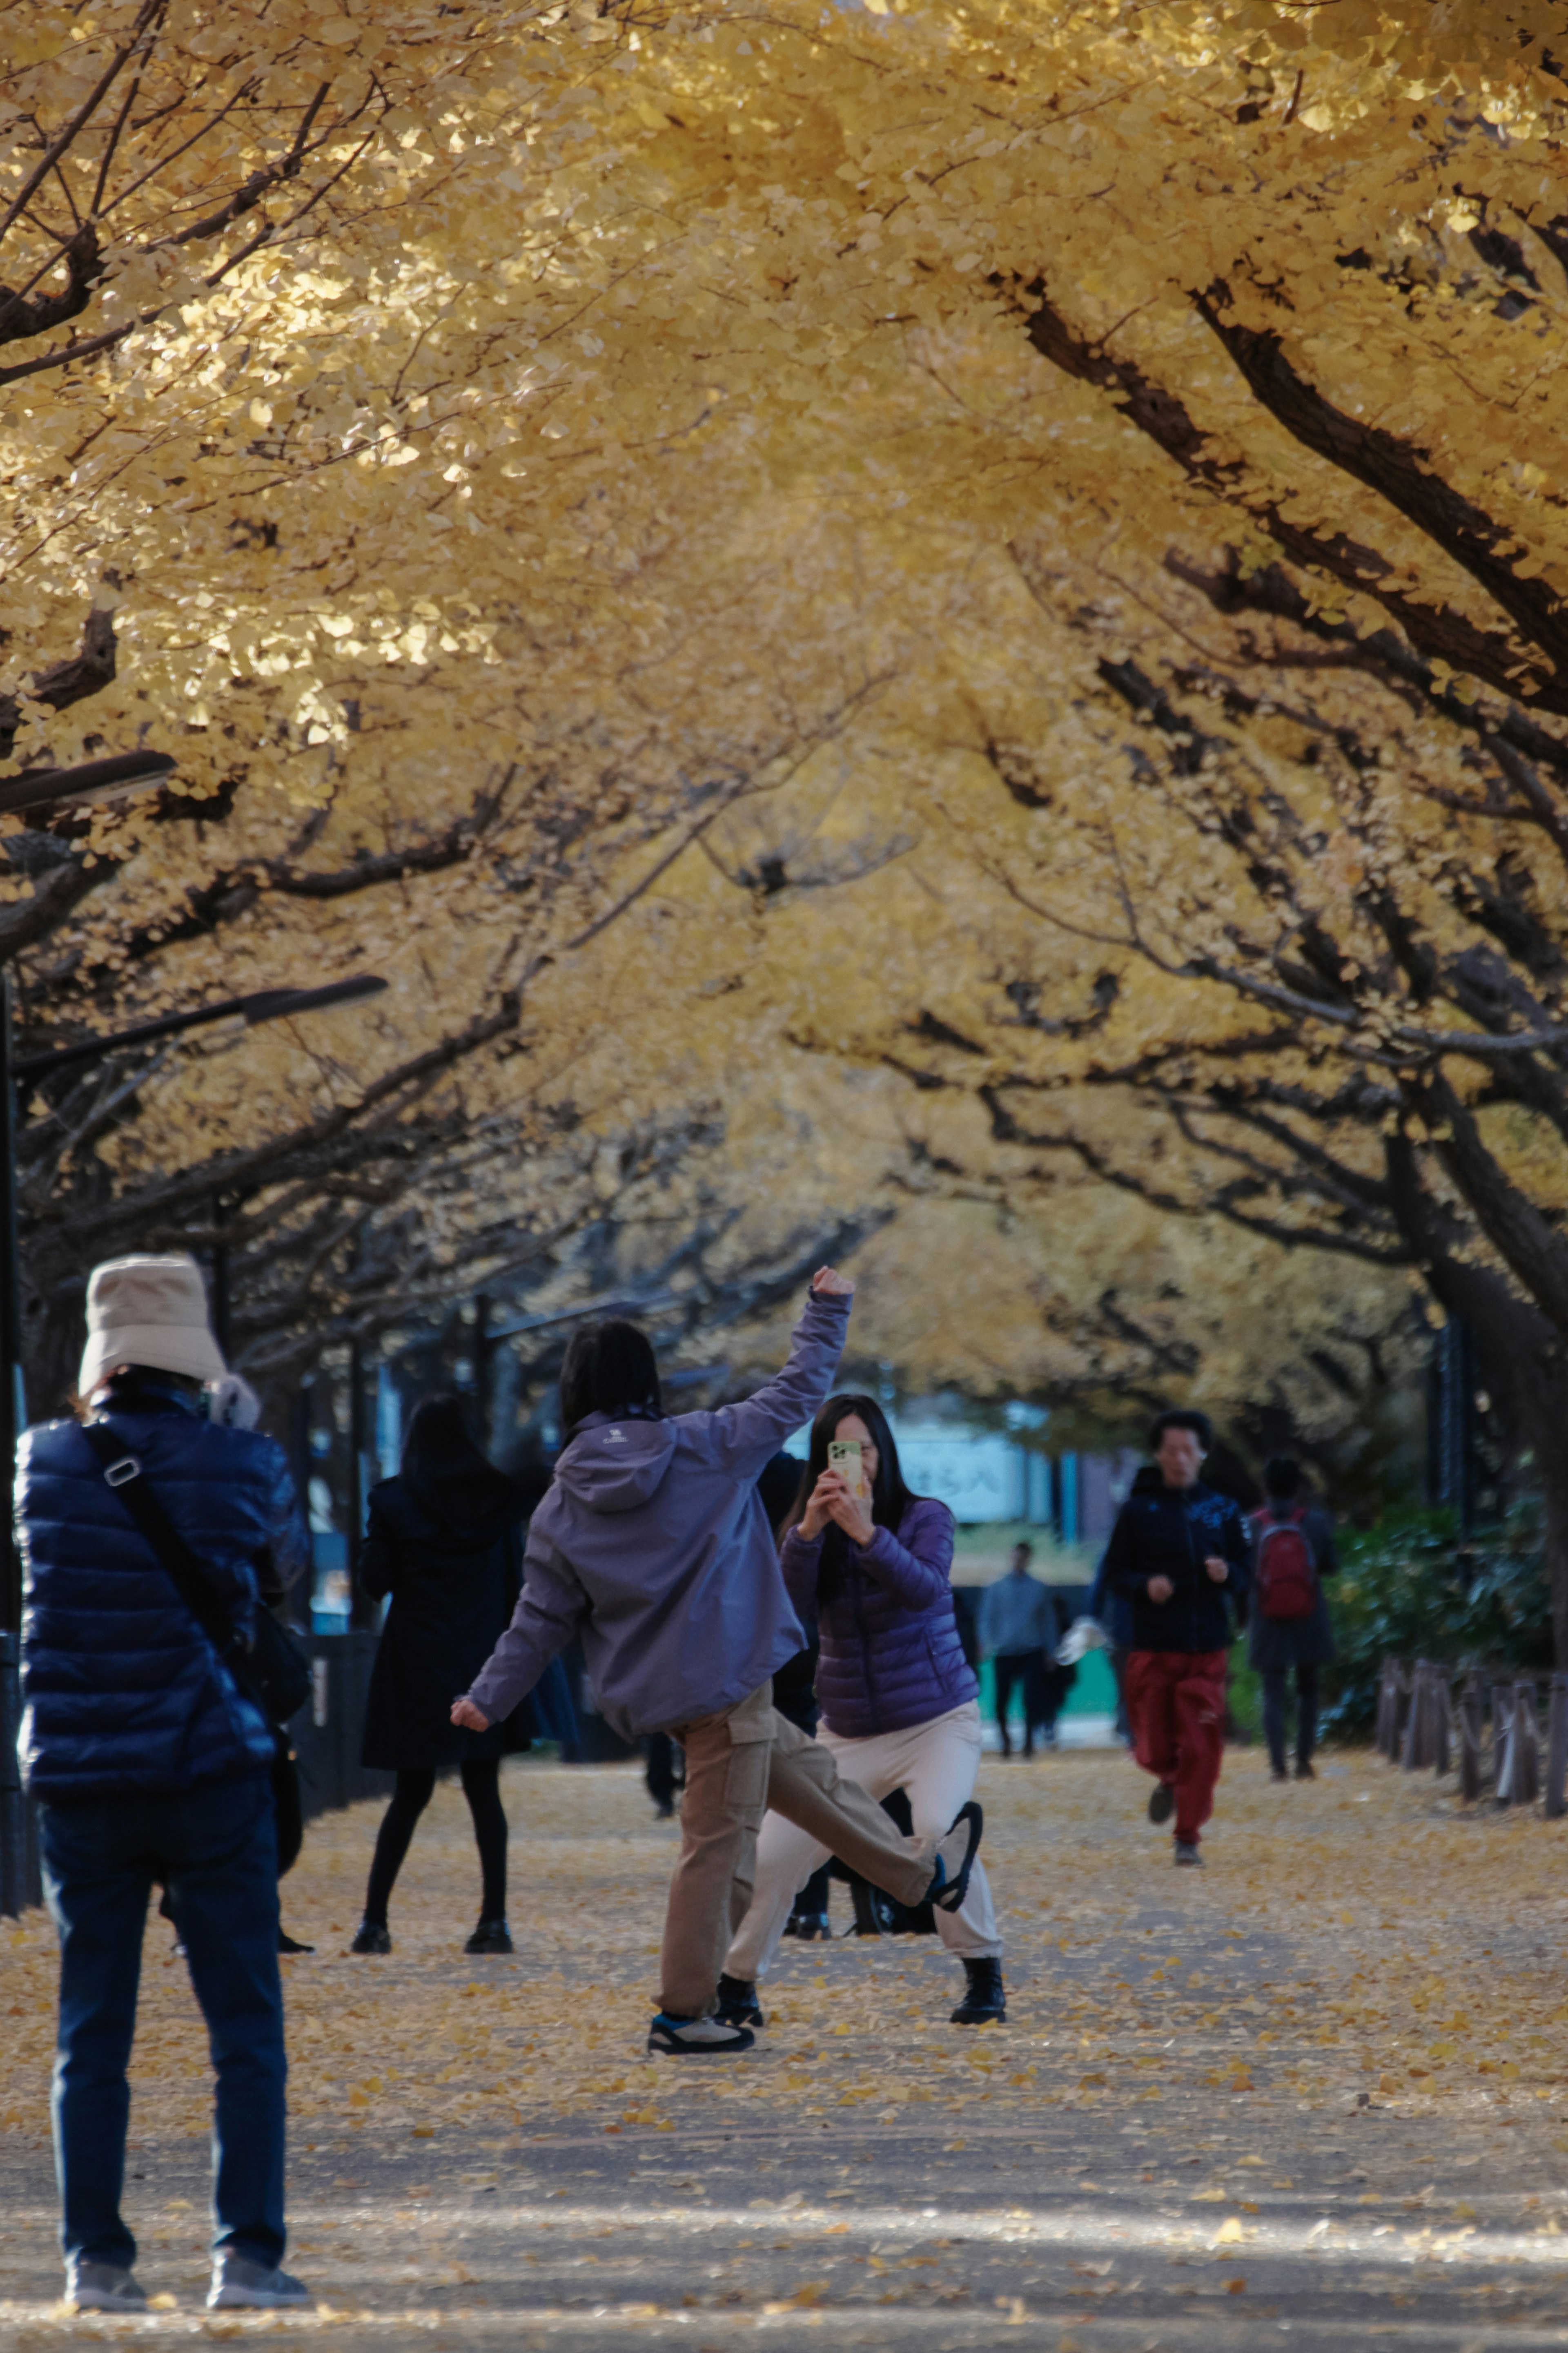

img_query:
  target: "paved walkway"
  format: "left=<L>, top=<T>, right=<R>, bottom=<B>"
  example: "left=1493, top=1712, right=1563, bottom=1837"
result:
left=4, top=1743, right=1568, bottom=2345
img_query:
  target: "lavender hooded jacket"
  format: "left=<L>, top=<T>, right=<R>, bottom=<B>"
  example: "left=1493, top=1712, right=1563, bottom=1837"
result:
left=464, top=1289, right=849, bottom=1742
left=780, top=1496, right=976, bottom=1741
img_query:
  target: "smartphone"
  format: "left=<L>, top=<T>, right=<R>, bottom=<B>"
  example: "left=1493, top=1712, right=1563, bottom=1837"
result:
left=828, top=1438, right=866, bottom=1499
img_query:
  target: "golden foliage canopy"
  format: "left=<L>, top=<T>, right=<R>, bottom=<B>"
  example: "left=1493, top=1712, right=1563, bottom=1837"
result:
left=6, top=0, right=1568, bottom=1490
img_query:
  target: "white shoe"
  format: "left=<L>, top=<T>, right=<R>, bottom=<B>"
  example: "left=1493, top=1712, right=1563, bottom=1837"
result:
left=207, top=2254, right=312, bottom=2308
left=64, top=2260, right=147, bottom=2313
left=647, top=2011, right=756, bottom=2055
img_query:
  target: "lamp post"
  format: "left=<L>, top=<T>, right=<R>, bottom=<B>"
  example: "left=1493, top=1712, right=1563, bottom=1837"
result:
left=0, top=966, right=387, bottom=1915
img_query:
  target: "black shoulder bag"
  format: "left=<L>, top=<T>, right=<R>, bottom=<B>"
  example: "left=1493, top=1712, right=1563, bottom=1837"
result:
left=80, top=1419, right=312, bottom=1872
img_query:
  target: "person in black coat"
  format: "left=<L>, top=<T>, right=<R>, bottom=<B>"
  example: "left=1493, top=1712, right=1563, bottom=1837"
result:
left=351, top=1396, right=536, bottom=1956
left=1248, top=1456, right=1339, bottom=1782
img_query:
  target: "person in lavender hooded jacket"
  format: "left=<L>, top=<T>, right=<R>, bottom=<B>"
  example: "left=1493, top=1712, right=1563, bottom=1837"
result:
left=451, top=1271, right=983, bottom=2056
left=717, top=1394, right=1006, bottom=2029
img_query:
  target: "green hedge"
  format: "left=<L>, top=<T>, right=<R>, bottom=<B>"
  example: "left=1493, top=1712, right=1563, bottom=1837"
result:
left=1318, top=1504, right=1553, bottom=1740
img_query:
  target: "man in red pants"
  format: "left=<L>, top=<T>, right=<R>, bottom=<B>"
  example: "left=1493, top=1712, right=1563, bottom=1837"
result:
left=1100, top=1412, right=1250, bottom=1864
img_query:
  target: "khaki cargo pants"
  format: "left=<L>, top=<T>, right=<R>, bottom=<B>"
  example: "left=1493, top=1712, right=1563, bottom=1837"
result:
left=659, top=1679, right=939, bottom=2021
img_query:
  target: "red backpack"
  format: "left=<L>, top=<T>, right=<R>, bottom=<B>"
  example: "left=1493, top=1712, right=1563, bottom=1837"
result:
left=1252, top=1505, right=1318, bottom=1623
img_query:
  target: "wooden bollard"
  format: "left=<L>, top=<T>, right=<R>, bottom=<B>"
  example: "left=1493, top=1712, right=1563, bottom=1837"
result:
left=1434, top=1671, right=1452, bottom=1776
left=1494, top=1679, right=1517, bottom=1804
left=1392, top=1663, right=1413, bottom=1764
left=1401, top=1663, right=1425, bottom=1771
left=1546, top=1675, right=1568, bottom=1820
left=1375, top=1661, right=1394, bottom=1758
left=1514, top=1680, right=1542, bottom=1807
left=1459, top=1671, right=1483, bottom=1804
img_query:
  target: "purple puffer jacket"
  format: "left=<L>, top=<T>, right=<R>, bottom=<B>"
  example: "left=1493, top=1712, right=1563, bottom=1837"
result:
left=780, top=1496, right=976, bottom=1740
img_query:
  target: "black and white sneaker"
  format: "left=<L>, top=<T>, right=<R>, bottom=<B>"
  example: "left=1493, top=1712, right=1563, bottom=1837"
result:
left=647, top=2012, right=756, bottom=2056
left=64, top=2260, right=147, bottom=2313
left=715, top=1972, right=764, bottom=2027
left=207, top=2255, right=312, bottom=2309
left=924, top=1802, right=984, bottom=1915
left=1147, top=1782, right=1176, bottom=1827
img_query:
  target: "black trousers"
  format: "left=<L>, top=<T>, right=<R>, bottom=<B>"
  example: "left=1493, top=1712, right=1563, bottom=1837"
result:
left=994, top=1649, right=1048, bottom=1755
left=645, top=1732, right=682, bottom=1816
left=364, top=1759, right=508, bottom=1925
left=1262, top=1665, right=1320, bottom=1773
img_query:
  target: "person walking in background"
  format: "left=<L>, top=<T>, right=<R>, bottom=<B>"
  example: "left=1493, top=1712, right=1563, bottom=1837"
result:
left=18, top=1255, right=311, bottom=2313
left=979, top=1540, right=1060, bottom=1760
left=1250, top=1456, right=1339, bottom=1783
left=352, top=1395, right=561, bottom=1957
left=1101, top=1409, right=1250, bottom=1866
left=717, top=1395, right=1006, bottom=2027
left=450, top=1272, right=983, bottom=2056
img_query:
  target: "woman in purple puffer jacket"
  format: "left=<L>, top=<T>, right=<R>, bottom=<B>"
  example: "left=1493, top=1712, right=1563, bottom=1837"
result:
left=718, top=1394, right=1004, bottom=2026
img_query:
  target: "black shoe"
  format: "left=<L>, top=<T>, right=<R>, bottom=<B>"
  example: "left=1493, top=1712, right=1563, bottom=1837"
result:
left=783, top=1910, right=831, bottom=1940
left=950, top=1956, right=1006, bottom=2025
left=924, top=1802, right=984, bottom=1914
left=1270, top=1767, right=1289, bottom=1784
left=1174, top=1840, right=1203, bottom=1867
left=1294, top=1760, right=1316, bottom=1780
left=464, top=1918, right=514, bottom=1955
left=716, top=1971, right=764, bottom=2027
left=278, top=1929, right=315, bottom=1955
left=647, top=2012, right=755, bottom=2056
left=350, top=1920, right=391, bottom=1954
left=1147, top=1782, right=1176, bottom=1826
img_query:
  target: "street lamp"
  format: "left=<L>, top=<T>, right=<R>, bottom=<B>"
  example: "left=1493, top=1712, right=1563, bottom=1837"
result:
left=0, top=965, right=388, bottom=1916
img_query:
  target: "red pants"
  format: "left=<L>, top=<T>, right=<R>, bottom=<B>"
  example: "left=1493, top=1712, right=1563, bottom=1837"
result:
left=1125, top=1649, right=1227, bottom=1845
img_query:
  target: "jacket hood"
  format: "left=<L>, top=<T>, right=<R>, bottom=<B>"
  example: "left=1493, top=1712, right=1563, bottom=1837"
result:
left=555, top=1412, right=678, bottom=1514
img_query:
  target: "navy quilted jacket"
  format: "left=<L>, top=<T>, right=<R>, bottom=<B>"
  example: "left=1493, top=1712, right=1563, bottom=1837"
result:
left=18, top=1380, right=308, bottom=1801
left=780, top=1495, right=976, bottom=1740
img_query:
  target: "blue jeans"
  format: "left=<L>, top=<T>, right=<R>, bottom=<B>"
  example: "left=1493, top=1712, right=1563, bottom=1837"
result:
left=39, top=1771, right=286, bottom=2271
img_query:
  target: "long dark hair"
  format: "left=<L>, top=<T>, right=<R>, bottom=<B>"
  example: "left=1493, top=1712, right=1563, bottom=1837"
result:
left=784, top=1393, right=918, bottom=1604
left=559, top=1318, right=663, bottom=1434
left=401, top=1392, right=521, bottom=1523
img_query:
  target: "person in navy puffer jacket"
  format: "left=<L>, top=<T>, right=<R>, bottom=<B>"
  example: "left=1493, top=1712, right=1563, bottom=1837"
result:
left=719, top=1394, right=1005, bottom=2027
left=17, top=1254, right=312, bottom=2317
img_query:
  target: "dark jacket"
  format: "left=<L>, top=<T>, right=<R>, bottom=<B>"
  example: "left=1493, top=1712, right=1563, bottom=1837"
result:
left=758, top=1450, right=818, bottom=1734
left=781, top=1495, right=977, bottom=1740
left=1088, top=1549, right=1135, bottom=1650
left=1101, top=1467, right=1251, bottom=1655
left=360, top=1473, right=541, bottom=1769
left=1247, top=1503, right=1339, bottom=1672
left=18, top=1379, right=306, bottom=1802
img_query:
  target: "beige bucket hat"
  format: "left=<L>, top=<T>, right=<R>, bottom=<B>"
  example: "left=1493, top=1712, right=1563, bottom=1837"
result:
left=79, top=1252, right=228, bottom=1395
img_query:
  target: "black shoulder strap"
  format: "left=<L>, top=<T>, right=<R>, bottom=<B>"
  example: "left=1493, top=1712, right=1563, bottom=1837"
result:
left=80, top=1418, right=237, bottom=1658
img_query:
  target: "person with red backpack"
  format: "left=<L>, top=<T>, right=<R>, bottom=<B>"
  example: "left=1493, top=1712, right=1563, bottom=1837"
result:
left=1249, top=1457, right=1339, bottom=1782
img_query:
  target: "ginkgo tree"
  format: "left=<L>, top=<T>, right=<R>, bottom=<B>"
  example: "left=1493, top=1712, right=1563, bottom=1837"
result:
left=11, top=0, right=1568, bottom=1577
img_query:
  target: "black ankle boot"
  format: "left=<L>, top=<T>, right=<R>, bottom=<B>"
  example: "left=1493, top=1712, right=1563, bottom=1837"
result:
left=715, top=1972, right=764, bottom=2027
left=950, top=1957, right=1005, bottom=2024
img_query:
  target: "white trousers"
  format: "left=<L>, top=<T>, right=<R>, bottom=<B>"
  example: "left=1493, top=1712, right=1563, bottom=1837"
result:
left=724, top=1699, right=1001, bottom=1976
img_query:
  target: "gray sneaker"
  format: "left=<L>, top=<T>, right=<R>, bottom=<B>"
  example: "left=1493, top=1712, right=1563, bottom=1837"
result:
left=207, top=2254, right=312, bottom=2309
left=65, top=2259, right=147, bottom=2313
left=1174, top=1840, right=1203, bottom=1867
